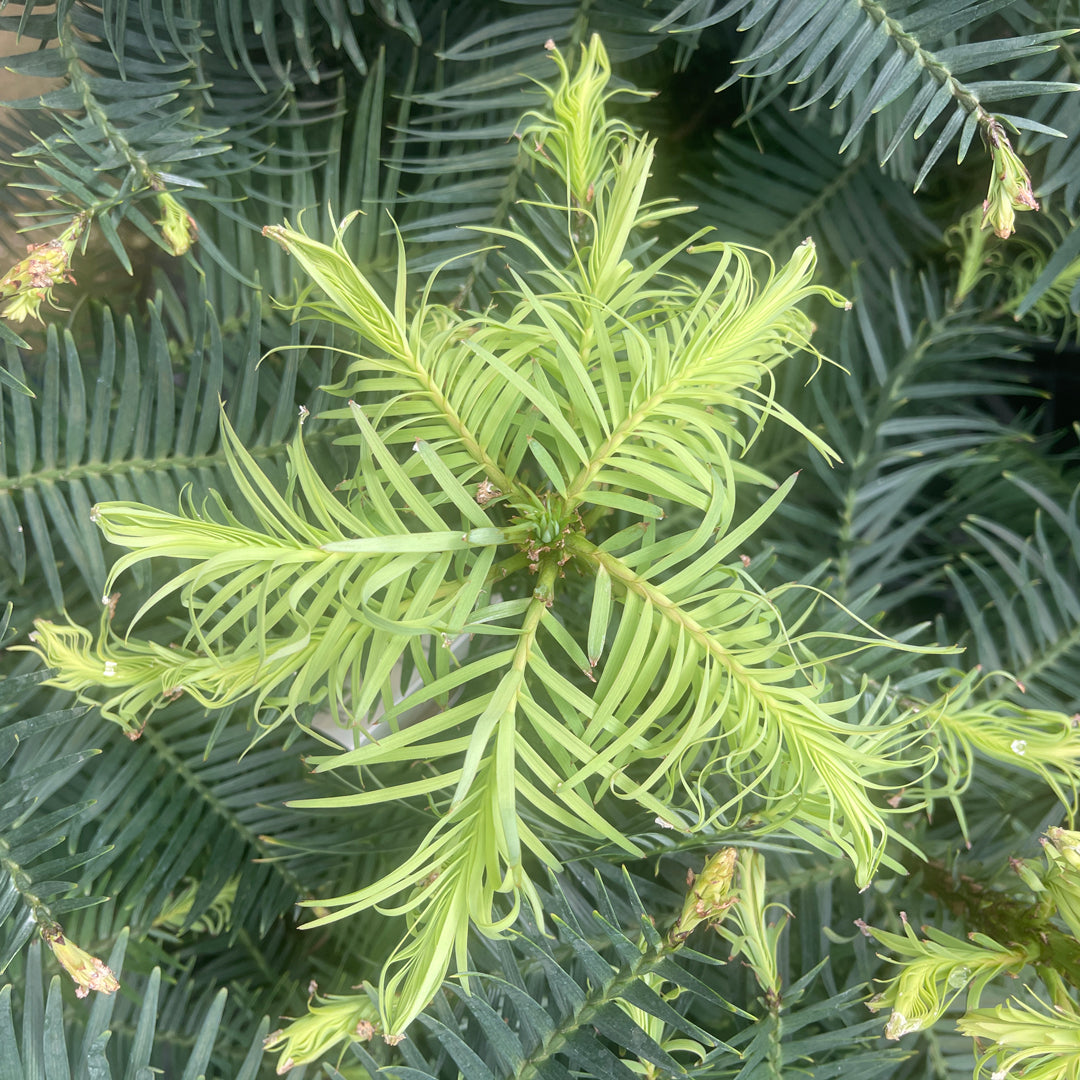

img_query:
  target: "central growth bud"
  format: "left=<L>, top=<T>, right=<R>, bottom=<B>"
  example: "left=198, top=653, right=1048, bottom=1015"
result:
left=517, top=501, right=579, bottom=577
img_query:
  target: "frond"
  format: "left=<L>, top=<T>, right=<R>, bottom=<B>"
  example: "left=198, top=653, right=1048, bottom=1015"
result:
left=0, top=936, right=268, bottom=1080
left=679, top=108, right=939, bottom=297
left=0, top=283, right=343, bottom=617
left=943, top=473, right=1080, bottom=713
left=2, top=609, right=403, bottom=1035
left=3, top=3, right=234, bottom=267
left=0, top=0, right=379, bottom=286
left=20, top=37, right=990, bottom=1044
left=406, top=869, right=732, bottom=1080
left=0, top=673, right=106, bottom=975
left=655, top=0, right=1079, bottom=190
left=724, top=267, right=1080, bottom=844
left=753, top=269, right=1043, bottom=617
left=396, top=0, right=679, bottom=301
left=335, top=859, right=906, bottom=1079
left=65, top=702, right=316, bottom=940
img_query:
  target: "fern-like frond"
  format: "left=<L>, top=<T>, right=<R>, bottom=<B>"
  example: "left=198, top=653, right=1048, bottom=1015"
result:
left=0, top=0, right=361, bottom=285
left=0, top=658, right=414, bottom=1058
left=656, top=0, right=1078, bottom=190
left=28, top=148, right=934, bottom=1037
left=336, top=857, right=909, bottom=1080
left=679, top=109, right=939, bottom=297
left=3, top=3, right=227, bottom=268
left=396, top=0, right=680, bottom=300
left=66, top=701, right=318, bottom=940
left=943, top=473, right=1080, bottom=713
left=23, top=37, right=947, bottom=1042
left=0, top=935, right=268, bottom=1080
left=335, top=865, right=735, bottom=1079
left=0, top=283, right=342, bottom=617
left=0, top=671, right=107, bottom=975
left=754, top=270, right=1041, bottom=617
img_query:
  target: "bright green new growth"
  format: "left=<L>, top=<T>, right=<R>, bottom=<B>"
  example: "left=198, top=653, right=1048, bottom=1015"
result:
left=864, top=917, right=1035, bottom=1040
left=27, top=36, right=971, bottom=1038
left=960, top=994, right=1080, bottom=1080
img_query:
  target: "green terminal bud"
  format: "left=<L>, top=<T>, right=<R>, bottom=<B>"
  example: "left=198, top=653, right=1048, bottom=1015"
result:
left=1041, top=827, right=1080, bottom=938
left=670, top=847, right=738, bottom=944
left=263, top=988, right=383, bottom=1073
left=1046, top=827, right=1080, bottom=871
left=155, top=192, right=198, bottom=256
left=981, top=125, right=1039, bottom=240
left=40, top=922, right=119, bottom=999
left=0, top=213, right=88, bottom=323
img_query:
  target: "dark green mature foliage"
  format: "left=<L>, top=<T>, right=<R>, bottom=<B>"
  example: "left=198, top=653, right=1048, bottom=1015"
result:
left=3, top=2, right=1080, bottom=1079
